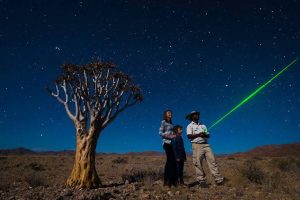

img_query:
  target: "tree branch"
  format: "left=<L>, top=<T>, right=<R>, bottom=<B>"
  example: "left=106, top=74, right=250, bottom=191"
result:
left=48, top=60, right=143, bottom=134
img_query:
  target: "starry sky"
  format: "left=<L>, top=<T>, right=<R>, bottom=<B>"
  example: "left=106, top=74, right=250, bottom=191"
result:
left=0, top=0, right=299, bottom=154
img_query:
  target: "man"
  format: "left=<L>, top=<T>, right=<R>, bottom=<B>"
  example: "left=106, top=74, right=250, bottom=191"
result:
left=186, top=111, right=224, bottom=188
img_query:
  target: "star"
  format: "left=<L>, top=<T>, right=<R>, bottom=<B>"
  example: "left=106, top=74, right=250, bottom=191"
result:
left=54, top=46, right=62, bottom=51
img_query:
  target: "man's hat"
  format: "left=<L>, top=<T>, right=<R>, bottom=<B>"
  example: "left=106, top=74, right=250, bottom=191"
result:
left=186, top=111, right=200, bottom=120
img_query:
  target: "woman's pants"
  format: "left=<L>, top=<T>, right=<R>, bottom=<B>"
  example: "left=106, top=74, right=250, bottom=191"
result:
left=163, top=143, right=177, bottom=185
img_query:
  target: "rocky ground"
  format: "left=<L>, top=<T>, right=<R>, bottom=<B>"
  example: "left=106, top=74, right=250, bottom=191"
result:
left=0, top=152, right=299, bottom=199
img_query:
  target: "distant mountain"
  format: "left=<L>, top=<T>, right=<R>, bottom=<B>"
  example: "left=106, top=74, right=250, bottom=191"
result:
left=0, top=148, right=163, bottom=156
left=126, top=151, right=163, bottom=156
left=232, top=142, right=300, bottom=157
left=0, top=147, right=36, bottom=155
left=1, top=142, right=299, bottom=157
left=0, top=147, right=74, bottom=155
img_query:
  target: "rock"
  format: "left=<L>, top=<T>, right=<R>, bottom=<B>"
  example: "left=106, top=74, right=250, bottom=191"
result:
left=175, top=190, right=181, bottom=195
left=127, top=183, right=136, bottom=191
left=108, top=181, right=114, bottom=185
left=141, top=193, right=150, bottom=199
left=63, top=189, right=73, bottom=196
left=167, top=191, right=173, bottom=196
left=153, top=180, right=162, bottom=185
left=254, top=191, right=260, bottom=196
left=101, top=192, right=114, bottom=199
left=77, top=194, right=86, bottom=200
left=122, top=190, right=130, bottom=197
left=154, top=195, right=161, bottom=200
left=113, top=188, right=120, bottom=194
left=125, top=180, right=129, bottom=185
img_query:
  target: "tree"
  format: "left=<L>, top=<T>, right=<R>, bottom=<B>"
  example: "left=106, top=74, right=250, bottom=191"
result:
left=47, top=60, right=143, bottom=188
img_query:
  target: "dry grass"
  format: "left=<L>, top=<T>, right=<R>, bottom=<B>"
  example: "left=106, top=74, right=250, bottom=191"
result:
left=241, top=159, right=265, bottom=184
left=0, top=154, right=299, bottom=199
left=24, top=173, right=48, bottom=187
left=121, top=167, right=163, bottom=183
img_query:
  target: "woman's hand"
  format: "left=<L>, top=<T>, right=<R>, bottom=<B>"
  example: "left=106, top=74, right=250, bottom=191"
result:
left=170, top=134, right=176, bottom=139
left=164, top=134, right=176, bottom=139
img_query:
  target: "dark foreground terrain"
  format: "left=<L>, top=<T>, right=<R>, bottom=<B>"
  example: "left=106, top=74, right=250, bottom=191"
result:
left=0, top=143, right=300, bottom=200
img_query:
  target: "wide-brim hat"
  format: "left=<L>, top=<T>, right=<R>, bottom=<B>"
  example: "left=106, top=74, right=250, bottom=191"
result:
left=186, top=111, right=200, bottom=120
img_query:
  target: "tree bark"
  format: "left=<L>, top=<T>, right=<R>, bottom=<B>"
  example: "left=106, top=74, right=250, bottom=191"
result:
left=66, top=127, right=101, bottom=188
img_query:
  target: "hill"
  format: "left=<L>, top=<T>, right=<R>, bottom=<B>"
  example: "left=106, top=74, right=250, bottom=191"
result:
left=1, top=142, right=299, bottom=157
left=0, top=147, right=36, bottom=155
left=232, top=142, right=300, bottom=157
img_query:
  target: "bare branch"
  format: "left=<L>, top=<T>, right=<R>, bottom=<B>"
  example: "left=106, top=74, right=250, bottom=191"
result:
left=48, top=60, right=143, bottom=134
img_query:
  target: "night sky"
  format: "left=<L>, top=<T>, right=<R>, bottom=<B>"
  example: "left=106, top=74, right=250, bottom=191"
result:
left=1, top=0, right=300, bottom=154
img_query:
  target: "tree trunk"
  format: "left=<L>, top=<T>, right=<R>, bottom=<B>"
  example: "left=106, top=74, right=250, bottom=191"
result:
left=66, top=127, right=101, bottom=188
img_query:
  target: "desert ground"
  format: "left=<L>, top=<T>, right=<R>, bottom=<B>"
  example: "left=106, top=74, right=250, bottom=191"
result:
left=0, top=146, right=300, bottom=200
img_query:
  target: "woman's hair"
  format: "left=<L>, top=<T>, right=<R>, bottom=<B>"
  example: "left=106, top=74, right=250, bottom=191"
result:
left=163, top=110, right=172, bottom=123
left=173, top=125, right=183, bottom=133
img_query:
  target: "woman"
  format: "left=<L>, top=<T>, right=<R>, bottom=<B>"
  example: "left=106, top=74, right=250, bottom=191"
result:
left=159, top=110, right=177, bottom=187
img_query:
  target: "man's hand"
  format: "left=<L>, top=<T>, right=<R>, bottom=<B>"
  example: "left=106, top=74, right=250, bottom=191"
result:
left=199, top=132, right=206, bottom=137
left=176, top=158, right=180, bottom=162
left=187, top=132, right=209, bottom=139
left=187, top=132, right=205, bottom=139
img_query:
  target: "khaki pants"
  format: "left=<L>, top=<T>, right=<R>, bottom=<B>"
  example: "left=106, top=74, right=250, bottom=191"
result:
left=192, top=143, right=223, bottom=182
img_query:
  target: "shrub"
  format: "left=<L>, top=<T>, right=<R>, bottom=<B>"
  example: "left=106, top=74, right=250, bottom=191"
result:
left=276, top=159, right=290, bottom=171
left=241, top=160, right=264, bottom=184
left=0, top=182, right=10, bottom=191
left=27, top=162, right=45, bottom=171
left=264, top=172, right=284, bottom=192
left=112, top=157, right=128, bottom=164
left=271, top=157, right=300, bottom=172
left=226, top=157, right=235, bottom=160
left=295, top=159, right=300, bottom=170
left=24, top=174, right=47, bottom=187
left=122, top=168, right=163, bottom=183
left=253, top=156, right=264, bottom=160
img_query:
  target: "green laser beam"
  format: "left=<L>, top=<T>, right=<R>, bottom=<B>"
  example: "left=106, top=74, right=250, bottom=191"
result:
left=208, top=58, right=298, bottom=130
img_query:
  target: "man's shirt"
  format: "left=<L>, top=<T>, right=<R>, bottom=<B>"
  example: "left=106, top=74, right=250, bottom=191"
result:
left=186, top=121, right=208, bottom=144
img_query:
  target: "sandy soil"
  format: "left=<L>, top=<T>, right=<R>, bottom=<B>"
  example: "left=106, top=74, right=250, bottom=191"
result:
left=0, top=153, right=299, bottom=199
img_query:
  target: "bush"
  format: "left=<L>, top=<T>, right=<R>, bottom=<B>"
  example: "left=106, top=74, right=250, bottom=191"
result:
left=112, top=157, right=128, bottom=164
left=264, top=172, right=284, bottom=192
left=0, top=156, right=7, bottom=160
left=295, top=159, right=300, bottom=170
left=122, top=168, right=163, bottom=183
left=0, top=182, right=10, bottom=191
left=277, top=159, right=290, bottom=171
left=226, top=157, right=235, bottom=160
left=271, top=157, right=300, bottom=172
left=24, top=174, right=47, bottom=187
left=241, top=160, right=264, bottom=184
left=27, top=162, right=46, bottom=171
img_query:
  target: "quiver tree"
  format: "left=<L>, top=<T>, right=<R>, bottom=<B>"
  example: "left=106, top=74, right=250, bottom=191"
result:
left=47, top=60, right=143, bottom=188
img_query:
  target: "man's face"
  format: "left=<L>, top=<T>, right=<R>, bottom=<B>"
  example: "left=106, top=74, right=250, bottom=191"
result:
left=192, top=113, right=199, bottom=121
